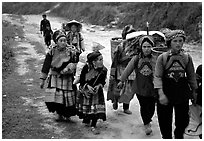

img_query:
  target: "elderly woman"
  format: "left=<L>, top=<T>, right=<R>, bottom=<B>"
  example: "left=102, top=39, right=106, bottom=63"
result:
left=76, top=51, right=107, bottom=135
left=154, top=30, right=198, bottom=139
left=118, top=35, right=157, bottom=135
left=40, top=30, right=78, bottom=121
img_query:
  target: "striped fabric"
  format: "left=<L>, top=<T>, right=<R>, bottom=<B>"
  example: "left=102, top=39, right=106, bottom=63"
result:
left=49, top=74, right=74, bottom=90
left=45, top=73, right=76, bottom=107
left=76, top=87, right=106, bottom=115
left=45, top=88, right=76, bottom=107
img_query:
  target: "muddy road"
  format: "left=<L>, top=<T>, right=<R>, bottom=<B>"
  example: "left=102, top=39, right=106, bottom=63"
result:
left=2, top=14, right=202, bottom=139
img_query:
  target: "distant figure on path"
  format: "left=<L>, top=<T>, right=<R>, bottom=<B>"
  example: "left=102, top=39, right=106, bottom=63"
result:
left=66, top=20, right=85, bottom=62
left=44, top=24, right=53, bottom=48
left=40, top=14, right=51, bottom=45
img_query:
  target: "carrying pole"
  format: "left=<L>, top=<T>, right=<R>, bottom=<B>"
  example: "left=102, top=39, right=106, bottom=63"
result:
left=146, top=22, right=149, bottom=35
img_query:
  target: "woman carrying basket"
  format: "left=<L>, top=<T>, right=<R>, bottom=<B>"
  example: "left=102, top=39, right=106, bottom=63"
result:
left=107, top=25, right=136, bottom=114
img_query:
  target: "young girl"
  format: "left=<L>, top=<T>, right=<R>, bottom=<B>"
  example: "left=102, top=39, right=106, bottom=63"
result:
left=40, top=30, right=78, bottom=121
left=154, top=30, right=198, bottom=139
left=118, top=35, right=156, bottom=135
left=76, top=51, right=107, bottom=135
left=66, top=20, right=85, bottom=62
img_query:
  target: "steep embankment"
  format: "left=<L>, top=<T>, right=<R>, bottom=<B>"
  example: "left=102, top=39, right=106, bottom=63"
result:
left=2, top=2, right=202, bottom=42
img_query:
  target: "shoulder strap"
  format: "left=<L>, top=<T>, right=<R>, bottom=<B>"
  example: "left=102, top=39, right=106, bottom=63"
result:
left=162, top=52, right=190, bottom=70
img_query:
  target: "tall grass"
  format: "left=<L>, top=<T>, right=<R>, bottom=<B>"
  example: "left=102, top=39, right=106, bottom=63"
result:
left=2, top=20, right=23, bottom=79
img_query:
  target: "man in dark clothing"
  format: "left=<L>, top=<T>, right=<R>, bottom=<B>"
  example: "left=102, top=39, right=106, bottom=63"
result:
left=40, top=14, right=51, bottom=45
left=44, top=25, right=53, bottom=48
left=40, top=14, right=51, bottom=36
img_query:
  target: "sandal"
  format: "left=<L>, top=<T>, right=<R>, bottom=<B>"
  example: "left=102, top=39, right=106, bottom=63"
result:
left=91, top=127, right=100, bottom=135
left=55, top=115, right=65, bottom=122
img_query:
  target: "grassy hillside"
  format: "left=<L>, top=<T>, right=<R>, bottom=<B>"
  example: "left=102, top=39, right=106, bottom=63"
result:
left=2, top=2, right=202, bottom=42
left=2, top=19, right=24, bottom=79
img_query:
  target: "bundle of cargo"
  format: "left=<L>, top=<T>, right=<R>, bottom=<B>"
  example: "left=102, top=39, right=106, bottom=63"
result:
left=110, top=37, right=123, bottom=60
left=151, top=47, right=169, bottom=58
left=125, top=30, right=168, bottom=58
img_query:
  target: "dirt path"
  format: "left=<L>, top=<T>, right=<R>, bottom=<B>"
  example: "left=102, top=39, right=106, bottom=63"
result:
left=2, top=14, right=201, bottom=139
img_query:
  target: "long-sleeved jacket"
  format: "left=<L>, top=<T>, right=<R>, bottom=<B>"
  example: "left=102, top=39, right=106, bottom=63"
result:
left=40, top=19, right=51, bottom=32
left=154, top=50, right=198, bottom=104
left=154, top=51, right=197, bottom=90
left=120, top=54, right=156, bottom=97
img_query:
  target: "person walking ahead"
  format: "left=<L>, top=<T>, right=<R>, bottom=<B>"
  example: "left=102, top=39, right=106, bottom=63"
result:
left=40, top=14, right=51, bottom=36
left=107, top=25, right=136, bottom=114
left=154, top=30, right=198, bottom=139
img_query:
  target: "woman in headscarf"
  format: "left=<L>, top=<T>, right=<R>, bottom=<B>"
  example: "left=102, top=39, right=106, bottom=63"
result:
left=40, top=30, right=78, bottom=121
left=107, top=24, right=136, bottom=114
left=154, top=30, right=198, bottom=139
left=118, top=35, right=157, bottom=135
left=66, top=20, right=85, bottom=62
left=76, top=51, right=107, bottom=135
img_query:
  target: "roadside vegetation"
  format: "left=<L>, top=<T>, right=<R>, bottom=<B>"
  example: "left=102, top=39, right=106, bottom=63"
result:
left=2, top=2, right=202, bottom=42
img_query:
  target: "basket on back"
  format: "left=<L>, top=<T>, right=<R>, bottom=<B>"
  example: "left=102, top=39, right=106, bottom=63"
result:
left=110, top=37, right=123, bottom=60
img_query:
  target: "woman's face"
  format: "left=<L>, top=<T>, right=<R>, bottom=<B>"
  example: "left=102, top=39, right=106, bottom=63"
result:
left=142, top=41, right=152, bottom=56
left=57, top=37, right=67, bottom=50
left=170, top=36, right=184, bottom=52
left=71, top=25, right=77, bottom=32
left=93, top=55, right=103, bottom=68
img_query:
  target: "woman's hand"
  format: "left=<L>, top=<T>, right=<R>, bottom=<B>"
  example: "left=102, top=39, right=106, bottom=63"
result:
left=117, top=81, right=124, bottom=89
left=87, top=85, right=94, bottom=93
left=40, top=79, right=45, bottom=89
left=158, top=88, right=168, bottom=105
left=94, top=84, right=103, bottom=93
left=191, top=90, right=197, bottom=105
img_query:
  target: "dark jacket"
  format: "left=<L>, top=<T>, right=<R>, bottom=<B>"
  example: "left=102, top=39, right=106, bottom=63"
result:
left=40, top=19, right=51, bottom=32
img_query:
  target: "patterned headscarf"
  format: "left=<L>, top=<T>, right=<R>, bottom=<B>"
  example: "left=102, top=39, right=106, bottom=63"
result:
left=53, top=30, right=66, bottom=43
left=139, top=35, right=155, bottom=47
left=165, top=30, right=186, bottom=42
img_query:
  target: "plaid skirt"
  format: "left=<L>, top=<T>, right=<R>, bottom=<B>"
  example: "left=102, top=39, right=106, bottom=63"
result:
left=44, top=74, right=77, bottom=117
left=76, top=87, right=106, bottom=121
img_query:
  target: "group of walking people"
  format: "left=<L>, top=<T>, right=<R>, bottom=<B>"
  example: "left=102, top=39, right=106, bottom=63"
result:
left=40, top=15, right=107, bottom=135
left=39, top=14, right=200, bottom=138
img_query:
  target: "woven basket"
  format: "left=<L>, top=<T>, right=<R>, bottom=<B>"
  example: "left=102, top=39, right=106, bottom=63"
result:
left=152, top=47, right=169, bottom=58
left=110, top=37, right=123, bottom=60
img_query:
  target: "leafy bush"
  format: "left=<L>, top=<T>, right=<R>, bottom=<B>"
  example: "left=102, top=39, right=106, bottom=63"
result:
left=2, top=2, right=202, bottom=42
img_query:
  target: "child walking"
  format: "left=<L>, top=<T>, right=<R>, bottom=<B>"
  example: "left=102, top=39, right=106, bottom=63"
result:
left=76, top=51, right=107, bottom=135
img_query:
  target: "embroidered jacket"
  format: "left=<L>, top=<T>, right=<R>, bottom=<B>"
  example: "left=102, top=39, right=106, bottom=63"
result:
left=120, top=54, right=156, bottom=97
